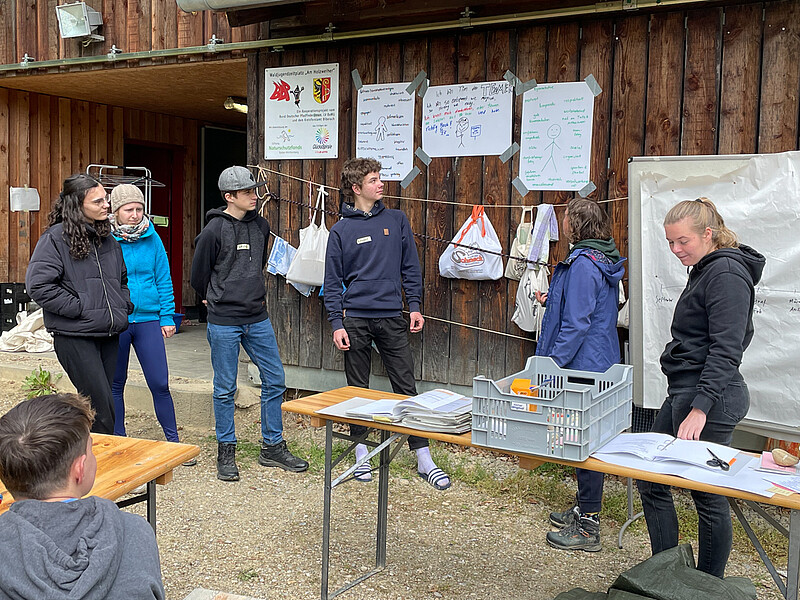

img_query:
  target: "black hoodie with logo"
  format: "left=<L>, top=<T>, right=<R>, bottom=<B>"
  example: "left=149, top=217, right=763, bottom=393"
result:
left=660, top=244, right=766, bottom=414
left=190, top=208, right=270, bottom=325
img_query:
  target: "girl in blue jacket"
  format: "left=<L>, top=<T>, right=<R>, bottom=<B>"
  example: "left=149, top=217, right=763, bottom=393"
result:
left=535, top=198, right=626, bottom=552
left=109, top=184, right=186, bottom=452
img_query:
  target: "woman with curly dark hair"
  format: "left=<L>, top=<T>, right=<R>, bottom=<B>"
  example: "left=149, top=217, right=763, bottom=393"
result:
left=26, top=173, right=133, bottom=434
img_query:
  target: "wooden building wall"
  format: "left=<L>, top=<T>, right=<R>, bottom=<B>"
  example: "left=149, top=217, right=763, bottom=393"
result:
left=250, top=0, right=800, bottom=387
left=0, top=0, right=260, bottom=66
left=0, top=89, right=201, bottom=305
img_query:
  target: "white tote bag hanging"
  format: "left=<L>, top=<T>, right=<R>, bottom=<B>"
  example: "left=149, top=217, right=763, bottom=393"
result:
left=504, top=206, right=535, bottom=280
left=439, top=205, right=504, bottom=280
left=286, top=186, right=329, bottom=287
left=512, top=265, right=549, bottom=335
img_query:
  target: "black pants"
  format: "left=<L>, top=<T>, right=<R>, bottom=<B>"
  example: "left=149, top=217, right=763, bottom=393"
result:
left=636, top=381, right=749, bottom=577
left=343, top=316, right=427, bottom=451
left=53, top=334, right=120, bottom=435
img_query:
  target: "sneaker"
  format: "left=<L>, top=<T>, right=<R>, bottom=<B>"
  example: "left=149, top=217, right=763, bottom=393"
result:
left=258, top=440, right=309, bottom=472
left=546, top=514, right=601, bottom=552
left=549, top=501, right=579, bottom=529
left=217, top=442, right=240, bottom=481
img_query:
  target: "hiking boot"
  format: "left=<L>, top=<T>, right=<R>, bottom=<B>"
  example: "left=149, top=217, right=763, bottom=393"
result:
left=546, top=514, right=601, bottom=552
left=258, top=440, right=309, bottom=472
left=217, top=442, right=240, bottom=481
left=549, top=501, right=579, bottom=529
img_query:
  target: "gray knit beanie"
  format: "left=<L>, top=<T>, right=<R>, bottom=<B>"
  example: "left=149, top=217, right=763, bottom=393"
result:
left=110, top=184, right=145, bottom=214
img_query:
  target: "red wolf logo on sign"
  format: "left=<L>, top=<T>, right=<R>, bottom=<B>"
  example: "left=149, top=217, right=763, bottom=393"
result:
left=313, top=77, right=331, bottom=104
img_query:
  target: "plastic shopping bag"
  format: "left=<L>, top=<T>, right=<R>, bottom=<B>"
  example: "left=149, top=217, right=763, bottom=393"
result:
left=505, top=206, right=535, bottom=280
left=439, top=205, right=503, bottom=280
left=286, top=187, right=329, bottom=287
left=512, top=265, right=549, bottom=335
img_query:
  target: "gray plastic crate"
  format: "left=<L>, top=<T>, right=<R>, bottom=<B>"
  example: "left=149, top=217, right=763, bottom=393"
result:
left=472, top=356, right=633, bottom=462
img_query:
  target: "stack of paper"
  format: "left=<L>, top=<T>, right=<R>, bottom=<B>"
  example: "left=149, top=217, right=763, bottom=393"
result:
left=343, top=389, right=472, bottom=434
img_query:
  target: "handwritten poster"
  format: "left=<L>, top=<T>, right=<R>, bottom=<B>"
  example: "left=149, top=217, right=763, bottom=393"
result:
left=264, top=63, right=339, bottom=160
left=421, top=81, right=513, bottom=158
left=519, top=81, right=594, bottom=191
left=356, top=83, right=415, bottom=181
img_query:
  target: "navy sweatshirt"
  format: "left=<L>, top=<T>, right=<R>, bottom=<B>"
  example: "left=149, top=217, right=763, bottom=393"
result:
left=190, top=208, right=270, bottom=326
left=660, top=244, right=765, bottom=414
left=324, top=200, right=422, bottom=331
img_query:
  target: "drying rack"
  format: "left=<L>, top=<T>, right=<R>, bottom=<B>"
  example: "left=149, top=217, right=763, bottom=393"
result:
left=86, top=164, right=165, bottom=215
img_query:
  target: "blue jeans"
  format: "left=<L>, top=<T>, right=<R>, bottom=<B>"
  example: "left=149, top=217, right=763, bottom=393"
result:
left=207, top=318, right=286, bottom=445
left=636, top=381, right=749, bottom=577
left=112, top=320, right=179, bottom=442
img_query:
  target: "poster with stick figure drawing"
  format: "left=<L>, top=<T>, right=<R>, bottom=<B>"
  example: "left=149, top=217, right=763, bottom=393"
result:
left=356, top=83, right=415, bottom=181
left=422, top=81, right=514, bottom=157
left=519, top=81, right=595, bottom=191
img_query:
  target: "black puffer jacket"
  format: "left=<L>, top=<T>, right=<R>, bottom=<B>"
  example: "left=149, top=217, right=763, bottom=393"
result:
left=26, top=223, right=133, bottom=337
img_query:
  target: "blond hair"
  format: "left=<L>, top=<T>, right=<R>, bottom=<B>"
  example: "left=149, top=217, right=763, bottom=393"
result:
left=663, top=197, right=738, bottom=249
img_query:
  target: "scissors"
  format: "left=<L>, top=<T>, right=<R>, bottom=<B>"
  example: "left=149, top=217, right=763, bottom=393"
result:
left=706, top=448, right=730, bottom=471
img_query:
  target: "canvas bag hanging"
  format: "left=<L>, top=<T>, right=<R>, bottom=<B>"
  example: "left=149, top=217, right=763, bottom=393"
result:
left=286, top=186, right=329, bottom=287
left=512, top=265, right=549, bottom=335
left=505, top=206, right=535, bottom=280
left=439, top=205, right=503, bottom=280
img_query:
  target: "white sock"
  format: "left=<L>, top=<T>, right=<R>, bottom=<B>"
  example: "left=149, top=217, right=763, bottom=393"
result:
left=355, top=443, right=369, bottom=464
left=416, top=447, right=447, bottom=479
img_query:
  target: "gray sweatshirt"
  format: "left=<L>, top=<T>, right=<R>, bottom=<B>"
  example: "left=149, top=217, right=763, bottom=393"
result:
left=0, top=496, right=164, bottom=600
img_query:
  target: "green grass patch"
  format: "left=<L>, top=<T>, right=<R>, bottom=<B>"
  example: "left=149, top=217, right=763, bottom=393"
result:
left=236, top=568, right=259, bottom=582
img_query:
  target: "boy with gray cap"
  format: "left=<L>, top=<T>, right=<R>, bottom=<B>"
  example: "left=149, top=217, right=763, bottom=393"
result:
left=191, top=166, right=308, bottom=481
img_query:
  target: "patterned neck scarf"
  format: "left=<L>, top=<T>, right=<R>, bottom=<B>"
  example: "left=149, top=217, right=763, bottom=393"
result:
left=111, top=213, right=151, bottom=242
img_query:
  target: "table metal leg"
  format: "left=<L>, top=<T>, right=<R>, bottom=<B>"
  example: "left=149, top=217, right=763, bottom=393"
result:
left=376, top=429, right=390, bottom=568
left=618, top=477, right=643, bottom=549
left=788, top=509, right=800, bottom=600
left=730, top=498, right=788, bottom=598
left=321, top=421, right=334, bottom=600
left=146, top=480, right=157, bottom=532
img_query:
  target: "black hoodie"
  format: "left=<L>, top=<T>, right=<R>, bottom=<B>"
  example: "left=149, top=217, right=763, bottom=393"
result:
left=660, top=244, right=766, bottom=414
left=190, top=208, right=271, bottom=325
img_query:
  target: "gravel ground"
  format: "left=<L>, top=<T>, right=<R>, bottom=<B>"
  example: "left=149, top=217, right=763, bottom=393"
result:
left=0, top=376, right=786, bottom=600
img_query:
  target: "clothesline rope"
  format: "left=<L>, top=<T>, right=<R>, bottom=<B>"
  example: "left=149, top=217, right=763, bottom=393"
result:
left=403, top=311, right=536, bottom=341
left=260, top=191, right=557, bottom=269
left=249, top=164, right=628, bottom=209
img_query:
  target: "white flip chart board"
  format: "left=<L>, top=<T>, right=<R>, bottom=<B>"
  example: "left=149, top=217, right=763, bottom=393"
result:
left=421, top=81, right=514, bottom=158
left=355, top=83, right=415, bottom=181
left=519, top=81, right=594, bottom=191
left=628, top=152, right=800, bottom=441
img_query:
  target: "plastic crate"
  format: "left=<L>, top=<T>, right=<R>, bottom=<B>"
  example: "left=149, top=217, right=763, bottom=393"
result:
left=472, top=356, right=633, bottom=462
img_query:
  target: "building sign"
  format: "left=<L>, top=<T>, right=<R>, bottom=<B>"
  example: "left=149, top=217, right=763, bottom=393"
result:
left=265, top=63, right=339, bottom=160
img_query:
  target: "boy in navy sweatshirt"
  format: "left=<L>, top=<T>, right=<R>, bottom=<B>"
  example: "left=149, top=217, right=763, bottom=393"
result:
left=324, top=158, right=450, bottom=491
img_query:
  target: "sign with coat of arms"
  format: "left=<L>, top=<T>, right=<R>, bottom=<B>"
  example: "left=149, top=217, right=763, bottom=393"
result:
left=265, top=63, right=339, bottom=160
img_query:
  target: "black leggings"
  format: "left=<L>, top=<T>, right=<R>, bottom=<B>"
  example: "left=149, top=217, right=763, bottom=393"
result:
left=53, top=335, right=120, bottom=434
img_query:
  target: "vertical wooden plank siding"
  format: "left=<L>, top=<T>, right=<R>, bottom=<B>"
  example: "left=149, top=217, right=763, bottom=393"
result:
left=478, top=29, right=511, bottom=381
left=33, top=94, right=52, bottom=244
left=8, top=90, right=31, bottom=282
left=758, top=1, right=800, bottom=153
left=0, top=0, right=15, bottom=65
left=400, top=38, right=429, bottom=381
left=579, top=19, right=615, bottom=201
left=0, top=89, right=9, bottom=280
left=608, top=15, right=648, bottom=259
left=505, top=25, right=546, bottom=374
left=448, top=32, right=484, bottom=387
left=718, top=4, right=763, bottom=154
left=178, top=10, right=204, bottom=48
left=16, top=0, right=37, bottom=64
left=422, top=35, right=457, bottom=384
left=644, top=12, right=685, bottom=157
left=681, top=9, right=722, bottom=155
left=298, top=45, right=328, bottom=371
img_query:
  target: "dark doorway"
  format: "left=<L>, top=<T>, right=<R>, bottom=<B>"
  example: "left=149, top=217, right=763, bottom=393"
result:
left=123, top=142, right=185, bottom=311
left=201, top=126, right=247, bottom=218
